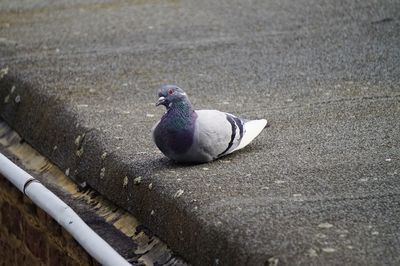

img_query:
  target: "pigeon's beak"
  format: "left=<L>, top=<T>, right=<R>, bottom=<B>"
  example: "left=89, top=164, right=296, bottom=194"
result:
left=156, top=96, right=166, bottom=106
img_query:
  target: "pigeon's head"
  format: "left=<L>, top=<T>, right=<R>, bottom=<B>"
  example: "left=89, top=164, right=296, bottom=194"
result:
left=156, top=85, right=189, bottom=108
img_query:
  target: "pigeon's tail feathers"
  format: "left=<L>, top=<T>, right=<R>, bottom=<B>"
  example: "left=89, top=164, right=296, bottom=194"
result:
left=234, top=119, right=267, bottom=151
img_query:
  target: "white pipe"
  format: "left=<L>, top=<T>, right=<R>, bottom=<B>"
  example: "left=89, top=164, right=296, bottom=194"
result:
left=0, top=153, right=131, bottom=266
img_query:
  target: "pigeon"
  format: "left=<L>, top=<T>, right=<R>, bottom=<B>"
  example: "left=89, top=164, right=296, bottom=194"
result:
left=152, top=85, right=267, bottom=163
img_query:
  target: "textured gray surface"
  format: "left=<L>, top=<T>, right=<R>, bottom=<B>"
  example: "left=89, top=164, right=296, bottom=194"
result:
left=0, top=0, right=400, bottom=265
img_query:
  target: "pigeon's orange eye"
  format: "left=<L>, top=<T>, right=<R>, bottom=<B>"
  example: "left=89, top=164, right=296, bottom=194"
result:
left=168, top=89, right=173, bottom=95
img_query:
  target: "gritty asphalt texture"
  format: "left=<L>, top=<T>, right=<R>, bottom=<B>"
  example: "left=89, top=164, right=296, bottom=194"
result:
left=0, top=0, right=400, bottom=265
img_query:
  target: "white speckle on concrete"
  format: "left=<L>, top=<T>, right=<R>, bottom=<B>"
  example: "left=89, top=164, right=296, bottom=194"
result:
left=267, top=257, right=279, bottom=266
left=150, top=210, right=155, bottom=216
left=202, top=167, right=209, bottom=171
left=122, top=110, right=130, bottom=114
left=316, top=233, right=327, bottom=239
left=133, top=176, right=142, bottom=185
left=10, top=85, right=16, bottom=93
left=222, top=101, right=230, bottom=105
left=322, top=247, right=336, bottom=253
left=65, top=168, right=70, bottom=176
left=115, top=136, right=123, bottom=140
left=75, top=135, right=82, bottom=146
left=148, top=183, right=153, bottom=190
left=347, top=245, right=354, bottom=249
left=176, top=178, right=182, bottom=181
left=77, top=104, right=89, bottom=108
left=335, top=229, right=349, bottom=234
left=293, top=193, right=304, bottom=201
left=193, top=206, right=198, bottom=211
left=307, top=248, right=318, bottom=257
left=89, top=88, right=96, bottom=93
left=274, top=180, right=286, bottom=184
left=388, top=170, right=398, bottom=176
left=318, top=222, right=334, bottom=229
left=0, top=67, right=8, bottom=79
left=359, top=178, right=369, bottom=182
left=55, top=48, right=60, bottom=53
left=4, top=95, right=9, bottom=103
left=101, top=152, right=107, bottom=159
left=339, top=234, right=346, bottom=238
left=261, top=186, right=269, bottom=190
left=53, top=145, right=58, bottom=151
left=146, top=113, right=155, bottom=117
left=174, top=189, right=184, bottom=198
left=100, top=167, right=106, bottom=179
left=385, top=158, right=392, bottom=162
left=123, top=176, right=128, bottom=188
left=367, top=225, right=373, bottom=229
left=371, top=231, right=379, bottom=235
left=76, top=147, right=84, bottom=157
left=148, top=25, right=154, bottom=29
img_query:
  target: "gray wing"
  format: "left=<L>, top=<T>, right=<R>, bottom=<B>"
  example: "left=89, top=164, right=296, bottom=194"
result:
left=191, top=110, right=244, bottom=161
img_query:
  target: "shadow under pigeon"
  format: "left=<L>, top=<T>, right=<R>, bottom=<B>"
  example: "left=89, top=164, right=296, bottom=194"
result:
left=154, top=143, right=264, bottom=168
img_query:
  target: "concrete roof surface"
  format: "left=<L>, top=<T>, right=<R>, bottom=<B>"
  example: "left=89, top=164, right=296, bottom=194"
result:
left=0, top=0, right=399, bottom=265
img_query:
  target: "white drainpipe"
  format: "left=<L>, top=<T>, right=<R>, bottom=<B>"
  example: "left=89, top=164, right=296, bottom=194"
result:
left=0, top=152, right=131, bottom=266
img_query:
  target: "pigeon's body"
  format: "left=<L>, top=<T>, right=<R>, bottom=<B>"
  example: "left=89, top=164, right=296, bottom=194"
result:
left=152, top=85, right=267, bottom=163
